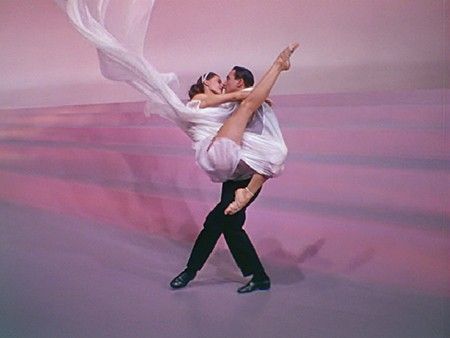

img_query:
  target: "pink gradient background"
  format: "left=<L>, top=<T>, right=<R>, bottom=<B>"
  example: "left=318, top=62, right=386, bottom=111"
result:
left=0, top=1, right=449, bottom=337
left=0, top=0, right=448, bottom=108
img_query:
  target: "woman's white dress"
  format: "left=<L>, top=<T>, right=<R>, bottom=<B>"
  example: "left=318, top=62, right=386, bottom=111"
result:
left=55, top=0, right=287, bottom=182
left=187, top=100, right=287, bottom=182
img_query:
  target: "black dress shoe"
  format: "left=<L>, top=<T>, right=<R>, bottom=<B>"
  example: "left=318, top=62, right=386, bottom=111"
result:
left=170, top=269, right=196, bottom=289
left=237, top=278, right=271, bottom=293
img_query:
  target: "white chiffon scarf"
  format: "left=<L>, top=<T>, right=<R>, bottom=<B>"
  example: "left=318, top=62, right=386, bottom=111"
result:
left=54, top=0, right=201, bottom=131
left=55, top=0, right=287, bottom=179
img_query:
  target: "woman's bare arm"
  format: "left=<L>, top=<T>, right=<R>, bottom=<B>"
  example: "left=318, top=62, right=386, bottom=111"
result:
left=192, top=90, right=250, bottom=108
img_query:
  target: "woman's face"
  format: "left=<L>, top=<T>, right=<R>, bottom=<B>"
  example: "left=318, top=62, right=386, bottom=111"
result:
left=205, top=75, right=223, bottom=94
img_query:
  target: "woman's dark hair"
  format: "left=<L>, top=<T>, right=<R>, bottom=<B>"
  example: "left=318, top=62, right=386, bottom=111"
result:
left=188, top=72, right=219, bottom=99
left=232, top=66, right=254, bottom=87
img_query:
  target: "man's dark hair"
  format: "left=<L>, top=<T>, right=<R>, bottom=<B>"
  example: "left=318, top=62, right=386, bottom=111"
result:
left=232, top=66, right=254, bottom=88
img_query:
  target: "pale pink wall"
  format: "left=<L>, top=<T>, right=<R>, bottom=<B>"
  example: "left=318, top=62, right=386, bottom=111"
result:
left=0, top=0, right=448, bottom=108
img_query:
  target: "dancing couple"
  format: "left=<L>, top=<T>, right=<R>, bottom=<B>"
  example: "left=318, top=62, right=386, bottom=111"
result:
left=170, top=43, right=299, bottom=293
left=55, top=0, right=298, bottom=293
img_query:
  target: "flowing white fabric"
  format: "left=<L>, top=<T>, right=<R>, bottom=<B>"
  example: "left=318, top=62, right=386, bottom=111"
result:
left=55, top=0, right=287, bottom=182
left=187, top=99, right=287, bottom=182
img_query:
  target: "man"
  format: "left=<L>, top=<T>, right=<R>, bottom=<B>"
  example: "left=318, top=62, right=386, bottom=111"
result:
left=169, top=66, right=271, bottom=293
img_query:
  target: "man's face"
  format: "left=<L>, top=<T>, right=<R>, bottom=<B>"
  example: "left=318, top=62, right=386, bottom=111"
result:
left=224, top=70, right=243, bottom=93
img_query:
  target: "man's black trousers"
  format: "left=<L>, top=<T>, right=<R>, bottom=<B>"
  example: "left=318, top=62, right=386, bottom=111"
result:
left=186, top=178, right=266, bottom=277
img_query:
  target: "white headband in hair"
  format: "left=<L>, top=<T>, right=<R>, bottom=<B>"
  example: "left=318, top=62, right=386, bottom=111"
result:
left=201, top=72, right=211, bottom=83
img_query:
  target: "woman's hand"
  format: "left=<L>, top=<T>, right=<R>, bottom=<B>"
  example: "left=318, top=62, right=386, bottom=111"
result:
left=236, top=90, right=251, bottom=101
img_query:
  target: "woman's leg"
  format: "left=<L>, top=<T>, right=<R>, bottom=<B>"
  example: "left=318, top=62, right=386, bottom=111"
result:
left=215, top=42, right=298, bottom=215
left=214, top=42, right=299, bottom=145
left=224, top=173, right=268, bottom=215
left=220, top=43, right=298, bottom=215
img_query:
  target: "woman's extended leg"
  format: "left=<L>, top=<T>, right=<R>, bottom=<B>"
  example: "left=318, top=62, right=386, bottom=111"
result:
left=220, top=42, right=299, bottom=215
left=214, top=42, right=299, bottom=145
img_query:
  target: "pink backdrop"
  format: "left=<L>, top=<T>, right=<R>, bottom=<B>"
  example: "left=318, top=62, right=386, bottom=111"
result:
left=0, top=1, right=449, bottom=337
left=0, top=0, right=448, bottom=108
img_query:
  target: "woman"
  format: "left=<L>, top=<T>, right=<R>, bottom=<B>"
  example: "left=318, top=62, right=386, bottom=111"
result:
left=56, top=0, right=298, bottom=214
left=184, top=43, right=299, bottom=215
